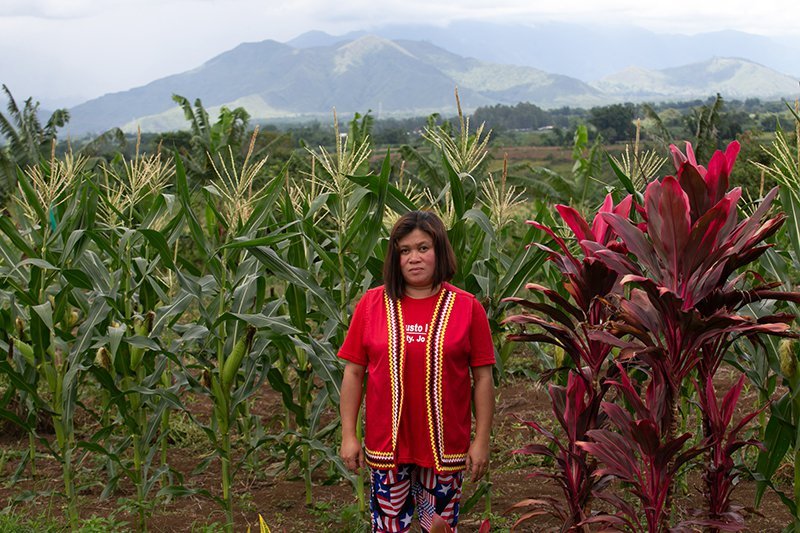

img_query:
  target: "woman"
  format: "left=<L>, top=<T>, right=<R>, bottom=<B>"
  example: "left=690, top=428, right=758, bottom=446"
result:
left=339, top=210, right=495, bottom=533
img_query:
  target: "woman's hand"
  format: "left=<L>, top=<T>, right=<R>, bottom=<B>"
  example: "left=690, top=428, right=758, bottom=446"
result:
left=339, top=362, right=367, bottom=473
left=468, top=364, right=494, bottom=483
left=340, top=434, right=365, bottom=472
left=466, top=438, right=490, bottom=482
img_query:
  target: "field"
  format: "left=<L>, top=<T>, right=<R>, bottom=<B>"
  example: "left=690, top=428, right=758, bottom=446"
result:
left=0, top=369, right=792, bottom=532
left=2, top=98, right=800, bottom=532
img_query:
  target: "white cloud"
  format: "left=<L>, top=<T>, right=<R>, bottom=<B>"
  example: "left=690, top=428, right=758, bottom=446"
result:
left=0, top=0, right=106, bottom=18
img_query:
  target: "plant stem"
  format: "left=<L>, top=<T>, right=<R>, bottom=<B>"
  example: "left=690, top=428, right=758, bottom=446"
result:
left=216, top=247, right=234, bottom=533
left=55, top=413, right=78, bottom=530
left=298, top=363, right=313, bottom=506
left=62, top=434, right=78, bottom=530
left=135, top=364, right=148, bottom=532
left=28, top=432, right=36, bottom=478
left=222, top=425, right=233, bottom=532
left=134, top=427, right=146, bottom=532
left=160, top=364, right=170, bottom=480
left=793, top=379, right=800, bottom=526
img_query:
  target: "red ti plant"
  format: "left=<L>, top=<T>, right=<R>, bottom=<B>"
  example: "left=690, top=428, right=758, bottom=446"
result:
left=577, top=363, right=705, bottom=533
left=687, top=374, right=767, bottom=531
left=586, top=142, right=799, bottom=418
left=506, top=193, right=633, bottom=382
left=503, top=194, right=631, bottom=529
left=583, top=140, right=800, bottom=526
left=510, top=370, right=611, bottom=531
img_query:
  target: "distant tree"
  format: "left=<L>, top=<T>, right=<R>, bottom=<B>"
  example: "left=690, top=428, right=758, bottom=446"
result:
left=347, top=110, right=374, bottom=150
left=588, top=103, right=635, bottom=142
left=473, top=102, right=552, bottom=131
left=0, top=84, right=70, bottom=202
left=285, top=121, right=336, bottom=150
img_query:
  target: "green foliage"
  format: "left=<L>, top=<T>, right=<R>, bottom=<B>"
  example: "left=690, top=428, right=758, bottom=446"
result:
left=2, top=88, right=800, bottom=532
left=0, top=85, right=69, bottom=203
left=171, top=95, right=251, bottom=182
left=0, top=512, right=127, bottom=533
left=588, top=103, right=636, bottom=142
left=473, top=102, right=553, bottom=132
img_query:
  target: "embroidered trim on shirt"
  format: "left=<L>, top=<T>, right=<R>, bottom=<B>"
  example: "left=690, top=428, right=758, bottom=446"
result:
left=384, top=290, right=405, bottom=456
left=425, top=290, right=466, bottom=472
left=364, top=447, right=395, bottom=469
left=374, top=287, right=466, bottom=472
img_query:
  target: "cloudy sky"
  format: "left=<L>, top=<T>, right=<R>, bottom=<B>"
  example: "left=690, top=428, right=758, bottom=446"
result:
left=1, top=0, right=799, bottom=107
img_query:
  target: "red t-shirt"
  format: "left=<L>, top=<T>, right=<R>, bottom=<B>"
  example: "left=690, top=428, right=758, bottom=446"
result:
left=339, top=283, right=495, bottom=471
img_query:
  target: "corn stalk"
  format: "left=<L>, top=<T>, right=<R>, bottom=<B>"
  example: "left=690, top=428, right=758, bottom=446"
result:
left=0, top=151, right=100, bottom=530
left=173, top=138, right=294, bottom=531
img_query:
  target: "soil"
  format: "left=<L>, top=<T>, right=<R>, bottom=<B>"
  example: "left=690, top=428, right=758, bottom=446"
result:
left=0, top=373, right=793, bottom=532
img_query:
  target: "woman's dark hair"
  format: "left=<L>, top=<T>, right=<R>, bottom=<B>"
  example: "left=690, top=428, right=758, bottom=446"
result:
left=383, top=211, right=457, bottom=300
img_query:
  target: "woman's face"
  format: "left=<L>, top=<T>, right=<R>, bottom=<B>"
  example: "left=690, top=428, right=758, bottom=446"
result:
left=397, top=228, right=436, bottom=289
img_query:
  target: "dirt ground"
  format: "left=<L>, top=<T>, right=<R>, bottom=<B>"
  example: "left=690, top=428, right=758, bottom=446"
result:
left=0, top=374, right=793, bottom=532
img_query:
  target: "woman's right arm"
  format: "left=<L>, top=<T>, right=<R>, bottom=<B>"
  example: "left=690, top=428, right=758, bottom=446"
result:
left=340, top=361, right=366, bottom=471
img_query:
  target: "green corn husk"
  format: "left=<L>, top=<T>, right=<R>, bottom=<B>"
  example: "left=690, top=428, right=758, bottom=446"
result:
left=780, top=339, right=798, bottom=380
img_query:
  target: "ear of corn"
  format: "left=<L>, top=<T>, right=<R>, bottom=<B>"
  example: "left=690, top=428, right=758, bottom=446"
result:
left=129, top=312, right=154, bottom=371
left=221, top=326, right=256, bottom=391
left=780, top=339, right=798, bottom=382
left=12, top=337, right=35, bottom=366
left=95, top=347, right=112, bottom=372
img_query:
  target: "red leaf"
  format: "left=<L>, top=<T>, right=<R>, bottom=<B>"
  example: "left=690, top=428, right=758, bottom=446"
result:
left=591, top=194, right=615, bottom=244
left=586, top=241, right=641, bottom=277
left=612, top=194, right=634, bottom=219
left=682, top=193, right=736, bottom=281
left=580, top=430, right=638, bottom=482
left=705, top=141, right=740, bottom=205
left=527, top=220, right=580, bottom=268
left=678, top=162, right=710, bottom=222
left=719, top=374, right=746, bottom=428
left=514, top=444, right=557, bottom=458
left=599, top=213, right=659, bottom=275
left=557, top=204, right=593, bottom=243
left=631, top=419, right=660, bottom=455
left=670, top=142, right=688, bottom=170
left=646, top=176, right=691, bottom=291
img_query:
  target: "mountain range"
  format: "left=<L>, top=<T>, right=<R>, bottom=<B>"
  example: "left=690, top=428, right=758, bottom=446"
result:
left=64, top=25, right=800, bottom=136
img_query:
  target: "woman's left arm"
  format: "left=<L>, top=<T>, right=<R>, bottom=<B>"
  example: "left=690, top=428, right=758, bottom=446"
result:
left=467, top=364, right=494, bottom=483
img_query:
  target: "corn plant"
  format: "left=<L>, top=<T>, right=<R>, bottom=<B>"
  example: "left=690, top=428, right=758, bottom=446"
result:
left=751, top=104, right=800, bottom=529
left=251, top=117, right=389, bottom=511
left=0, top=149, right=103, bottom=529
left=68, top=144, right=190, bottom=531
left=172, top=133, right=297, bottom=532
left=410, top=104, right=549, bottom=379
